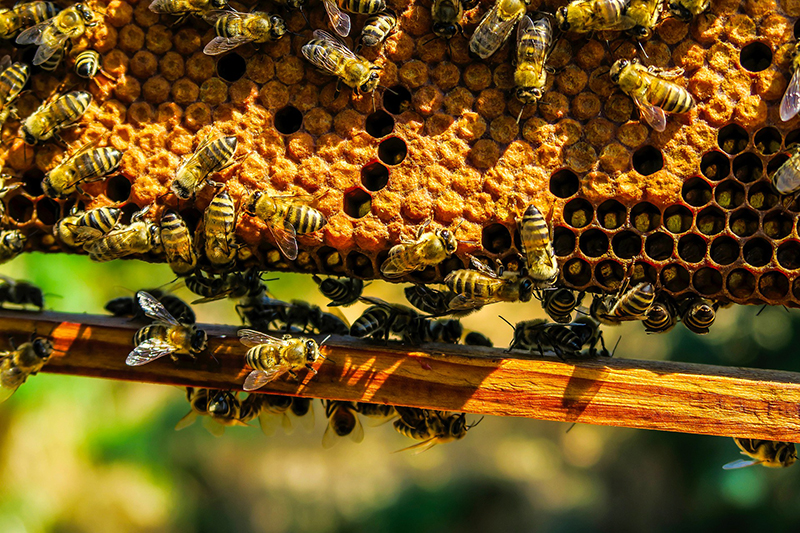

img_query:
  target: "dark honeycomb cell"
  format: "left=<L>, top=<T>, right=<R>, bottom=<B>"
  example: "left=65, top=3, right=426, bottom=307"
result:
left=631, top=261, right=657, bottom=285
left=759, top=272, right=789, bottom=300
left=795, top=19, right=800, bottom=39
left=777, top=240, right=800, bottom=269
left=632, top=145, right=663, bottom=176
left=119, top=203, right=140, bottom=225
left=747, top=182, right=779, bottom=210
left=275, top=106, right=303, bottom=135
left=710, top=236, right=739, bottom=265
left=718, top=124, right=749, bottom=155
left=318, top=246, right=344, bottom=273
left=343, top=187, right=372, bottom=218
left=754, top=127, right=782, bottom=155
left=693, top=267, right=723, bottom=296
left=384, top=85, right=412, bottom=114
left=8, top=195, right=33, bottom=223
left=597, top=199, right=626, bottom=230
left=767, top=153, right=790, bottom=179
left=730, top=209, right=759, bottom=237
left=677, top=234, right=705, bottom=263
left=178, top=208, right=202, bottom=233
left=361, top=162, right=390, bottom=191
left=630, top=202, right=660, bottom=232
left=681, top=177, right=712, bottom=207
left=661, top=264, right=690, bottom=292
left=439, top=256, right=465, bottom=278
left=611, top=231, right=641, bottom=259
left=732, top=152, right=763, bottom=183
left=727, top=269, right=756, bottom=299
left=549, top=169, right=580, bottom=199
left=378, top=137, right=407, bottom=166
left=553, top=227, right=576, bottom=256
left=347, top=251, right=374, bottom=278
left=700, top=151, right=730, bottom=181
left=579, top=229, right=609, bottom=257
left=35, top=197, right=59, bottom=226
left=22, top=168, right=44, bottom=196
left=563, top=258, right=591, bottom=286
left=696, top=206, right=724, bottom=236
left=739, top=42, right=772, bottom=72
left=595, top=260, right=625, bottom=290
left=217, top=53, right=246, bottom=82
left=645, top=232, right=674, bottom=261
left=365, top=110, right=395, bottom=138
left=563, top=198, right=593, bottom=228
left=743, top=237, right=772, bottom=267
left=663, top=205, right=692, bottom=234
left=106, top=175, right=132, bottom=202
left=785, top=129, right=800, bottom=149
left=714, top=180, right=745, bottom=209
left=762, top=211, right=792, bottom=239
left=482, top=223, right=511, bottom=253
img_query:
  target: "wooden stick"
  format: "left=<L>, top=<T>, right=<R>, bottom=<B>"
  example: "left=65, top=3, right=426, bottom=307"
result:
left=3, top=310, right=800, bottom=442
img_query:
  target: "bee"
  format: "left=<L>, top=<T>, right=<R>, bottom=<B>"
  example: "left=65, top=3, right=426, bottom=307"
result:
left=0, top=229, right=26, bottom=264
left=87, top=208, right=161, bottom=262
left=171, top=135, right=237, bottom=201
left=540, top=288, right=584, bottom=323
left=22, top=90, right=92, bottom=145
left=357, top=402, right=397, bottom=422
left=322, top=400, right=364, bottom=448
left=610, top=59, right=695, bottom=133
left=237, top=328, right=323, bottom=391
left=514, top=15, right=553, bottom=121
left=203, top=188, right=238, bottom=270
left=360, top=9, right=396, bottom=48
left=667, top=0, right=711, bottom=21
left=283, top=300, right=349, bottom=336
left=555, top=0, right=635, bottom=32
left=54, top=206, right=121, bottom=248
left=404, top=285, right=453, bottom=315
left=519, top=204, right=559, bottom=287
left=302, top=30, right=382, bottom=96
left=244, top=190, right=327, bottom=261
left=176, top=388, right=249, bottom=436
left=350, top=296, right=418, bottom=341
left=394, top=409, right=479, bottom=453
left=42, top=142, right=123, bottom=199
left=160, top=210, right=197, bottom=276
left=312, top=275, right=363, bottom=307
left=127, top=291, right=207, bottom=366
left=625, top=0, right=661, bottom=40
left=236, top=293, right=289, bottom=331
left=203, top=11, right=287, bottom=55
left=771, top=144, right=800, bottom=195
left=381, top=223, right=458, bottom=278
left=570, top=316, right=612, bottom=357
left=187, top=269, right=264, bottom=304
left=444, top=256, right=534, bottom=310
left=468, top=0, right=530, bottom=60
left=0, top=174, right=21, bottom=221
left=0, top=58, right=29, bottom=127
left=0, top=276, right=44, bottom=310
left=73, top=49, right=113, bottom=80
left=464, top=331, right=493, bottom=347
left=0, top=2, right=60, bottom=40
left=105, top=289, right=195, bottom=324
left=254, top=394, right=294, bottom=435
left=288, top=396, right=316, bottom=432
left=508, top=318, right=583, bottom=359
left=16, top=3, right=95, bottom=68
left=591, top=282, right=655, bottom=325
left=0, top=337, right=53, bottom=403
left=642, top=296, right=678, bottom=334
left=680, top=296, right=715, bottom=335
left=431, top=0, right=466, bottom=40
left=723, top=439, right=797, bottom=470
left=149, top=0, right=228, bottom=19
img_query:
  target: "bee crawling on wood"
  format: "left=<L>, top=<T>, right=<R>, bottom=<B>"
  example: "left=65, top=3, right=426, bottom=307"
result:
left=724, top=439, right=797, bottom=470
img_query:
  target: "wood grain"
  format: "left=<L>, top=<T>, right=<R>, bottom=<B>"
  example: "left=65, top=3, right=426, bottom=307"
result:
left=3, top=310, right=799, bottom=442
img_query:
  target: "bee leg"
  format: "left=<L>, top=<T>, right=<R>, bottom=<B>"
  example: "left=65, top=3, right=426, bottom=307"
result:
left=289, top=369, right=299, bottom=380
left=334, top=80, right=342, bottom=100
left=51, top=132, right=68, bottom=148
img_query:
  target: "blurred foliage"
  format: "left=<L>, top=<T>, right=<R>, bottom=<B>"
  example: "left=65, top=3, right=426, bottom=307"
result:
left=0, top=253, right=798, bottom=532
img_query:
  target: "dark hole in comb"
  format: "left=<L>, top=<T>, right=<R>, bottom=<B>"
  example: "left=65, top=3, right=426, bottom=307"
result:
left=693, top=267, right=722, bottom=296
left=777, top=240, right=800, bottom=269
left=597, top=199, right=625, bottom=230
left=681, top=177, right=712, bottom=207
left=22, top=168, right=44, bottom=196
left=595, top=260, right=624, bottom=290
left=216, top=52, right=246, bottom=82
left=578, top=228, right=608, bottom=258
left=119, top=203, right=140, bottom=225
left=739, top=41, right=772, bottom=72
left=629, top=202, right=660, bottom=232
left=563, top=198, right=593, bottom=228
left=35, top=197, right=59, bottom=225
left=747, top=181, right=778, bottom=211
left=481, top=223, right=511, bottom=253
left=8, top=195, right=33, bottom=223
left=677, top=233, right=705, bottom=263
left=727, top=269, right=755, bottom=299
left=383, top=85, right=412, bottom=115
left=274, top=106, right=303, bottom=135
left=632, top=145, right=663, bottom=176
left=718, top=124, right=748, bottom=155
left=365, top=110, right=395, bottom=138
left=378, top=137, right=407, bottom=166
left=612, top=231, right=641, bottom=259
left=743, top=237, right=772, bottom=267
left=644, top=232, right=673, bottom=261
left=759, top=271, right=789, bottom=300
left=563, top=258, right=591, bottom=286
left=549, top=169, right=579, bottom=198
left=552, top=227, right=576, bottom=256
left=179, top=208, right=203, bottom=234
left=754, top=127, right=782, bottom=155
left=696, top=206, right=724, bottom=236
left=762, top=211, right=792, bottom=239
left=343, top=187, right=371, bottom=219
left=729, top=208, right=759, bottom=237
left=361, top=161, right=389, bottom=191
left=710, top=236, right=738, bottom=265
left=732, top=152, right=762, bottom=183
left=700, top=150, right=730, bottom=181
left=714, top=179, right=744, bottom=209
left=106, top=175, right=131, bottom=203
left=347, top=250, right=374, bottom=278
left=661, top=264, right=689, bottom=292
left=663, top=205, right=692, bottom=234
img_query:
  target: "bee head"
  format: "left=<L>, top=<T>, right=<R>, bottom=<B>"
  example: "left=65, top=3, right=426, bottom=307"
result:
left=304, top=339, right=318, bottom=362
left=75, top=3, right=94, bottom=21
left=447, top=413, right=468, bottom=437
left=667, top=1, right=693, bottom=21
left=270, top=15, right=288, bottom=39
left=629, top=26, right=652, bottom=40
left=191, top=329, right=208, bottom=352
left=779, top=444, right=798, bottom=467
left=245, top=191, right=262, bottom=215
left=361, top=69, right=381, bottom=93
left=21, top=125, right=36, bottom=145
left=555, top=7, right=569, bottom=31
left=3, top=231, right=25, bottom=252
left=609, top=59, right=628, bottom=83
left=432, top=22, right=458, bottom=39
left=518, top=277, right=534, bottom=302
left=211, top=0, right=227, bottom=8
left=32, top=338, right=53, bottom=360
left=515, top=87, right=542, bottom=105
left=438, top=229, right=457, bottom=254
left=208, top=391, right=234, bottom=416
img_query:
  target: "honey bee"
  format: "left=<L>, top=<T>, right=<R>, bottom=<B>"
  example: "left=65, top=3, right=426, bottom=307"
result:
left=555, top=0, right=634, bottom=32
left=540, top=288, right=584, bottom=323
left=0, top=336, right=53, bottom=403
left=54, top=206, right=121, bottom=248
left=186, top=269, right=265, bottom=303
left=680, top=296, right=715, bottom=335
left=127, top=291, right=208, bottom=366
left=394, top=408, right=479, bottom=453
left=431, top=0, right=466, bottom=40
left=254, top=394, right=294, bottom=436
left=203, top=11, right=287, bottom=55
left=468, top=0, right=530, bottom=60
left=350, top=296, right=418, bottom=340
left=0, top=2, right=60, bottom=40
left=782, top=44, right=800, bottom=122
left=519, top=204, right=559, bottom=287
left=322, top=0, right=386, bottom=37
left=203, top=188, right=238, bottom=270
left=149, top=0, right=228, bottom=18
left=0, top=173, right=20, bottom=221
left=642, top=296, right=677, bottom=334
left=464, top=331, right=493, bottom=346
left=16, top=3, right=95, bottom=67
left=360, top=10, right=396, bottom=48
left=312, top=275, right=363, bottom=307
left=404, top=285, right=456, bottom=316
left=508, top=318, right=583, bottom=359
left=302, top=30, right=382, bottom=96
left=609, top=58, right=695, bottom=133
left=73, top=49, right=113, bottom=80
left=0, top=58, right=29, bottom=127
left=87, top=207, right=161, bottom=262
left=380, top=222, right=458, bottom=278
left=22, top=90, right=92, bottom=145
left=570, top=316, right=612, bottom=358
left=723, top=439, right=797, bottom=470
left=514, top=15, right=553, bottom=121
left=42, top=142, right=123, bottom=199
left=244, top=190, right=327, bottom=261
left=625, top=0, right=661, bottom=40
left=237, top=328, right=323, bottom=391
left=591, top=282, right=656, bottom=325
left=176, top=388, right=249, bottom=436
left=161, top=210, right=197, bottom=276
left=772, top=144, right=800, bottom=195
left=357, top=402, right=397, bottom=422
left=444, top=256, right=534, bottom=310
left=0, top=229, right=26, bottom=264
left=0, top=276, right=44, bottom=310
left=105, top=289, right=195, bottom=324
left=171, top=135, right=238, bottom=201
left=283, top=300, right=349, bottom=335
left=322, top=400, right=364, bottom=448
left=667, top=0, right=711, bottom=21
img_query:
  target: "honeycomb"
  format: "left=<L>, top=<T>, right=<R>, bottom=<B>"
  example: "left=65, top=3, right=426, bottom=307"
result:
left=0, top=0, right=798, bottom=307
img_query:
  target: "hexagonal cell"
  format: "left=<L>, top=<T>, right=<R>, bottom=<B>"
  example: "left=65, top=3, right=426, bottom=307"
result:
left=644, top=232, right=673, bottom=261
left=365, top=110, right=395, bottom=138
left=692, top=267, right=722, bottom=296
left=714, top=180, right=745, bottom=209
left=742, top=237, right=772, bottom=267
left=383, top=85, right=412, bottom=114
left=727, top=269, right=755, bottom=299
left=378, top=137, right=407, bottom=166
left=343, top=187, right=372, bottom=218
left=597, top=199, right=626, bottom=230
left=553, top=226, right=576, bottom=256
left=316, top=246, right=344, bottom=273
left=438, top=255, right=466, bottom=278
left=611, top=231, right=641, bottom=259
left=661, top=264, right=690, bottom=292
left=632, top=145, right=663, bottom=176
left=274, top=106, right=303, bottom=135
left=663, top=205, right=692, bottom=234
left=767, top=153, right=790, bottom=180
left=681, top=177, right=712, bottom=207
left=777, top=240, right=800, bottom=269
left=563, top=198, right=593, bottom=228
left=718, top=124, right=749, bottom=155
left=106, top=175, right=131, bottom=203
left=7, top=195, right=33, bottom=223
left=759, top=272, right=789, bottom=300
left=118, top=203, right=140, bottom=225
left=696, top=206, right=724, bottom=236
left=178, top=208, right=202, bottom=233
left=347, top=250, right=374, bottom=278
left=595, top=260, right=625, bottom=290
left=762, top=211, right=793, bottom=239
left=700, top=150, right=730, bottom=181
left=549, top=169, right=579, bottom=199
left=563, top=258, right=591, bottom=286
left=677, top=233, right=705, bottom=263
left=22, top=168, right=44, bottom=196
left=361, top=162, right=389, bottom=191
left=786, top=129, right=800, bottom=149
left=754, top=127, right=782, bottom=155
left=739, top=41, right=772, bottom=72
left=216, top=52, right=246, bottom=82
left=729, top=208, right=759, bottom=237
left=579, top=228, right=609, bottom=257
left=709, top=236, right=739, bottom=265
left=731, top=153, right=762, bottom=184
left=409, top=266, right=438, bottom=284
left=631, top=261, right=657, bottom=285
left=482, top=223, right=512, bottom=253
left=747, top=181, right=779, bottom=210
left=629, top=202, right=660, bottom=232
left=35, top=197, right=59, bottom=226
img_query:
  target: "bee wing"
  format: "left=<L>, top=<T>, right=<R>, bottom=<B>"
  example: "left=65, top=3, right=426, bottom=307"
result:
left=237, top=328, right=286, bottom=347
left=15, top=20, right=49, bottom=45
left=31, top=33, right=69, bottom=66
left=380, top=250, right=415, bottom=277
left=0, top=384, right=18, bottom=404
left=516, top=14, right=533, bottom=46
left=312, top=29, right=358, bottom=60
left=468, top=255, right=498, bottom=278
left=447, top=293, right=492, bottom=311
left=202, top=417, right=226, bottom=437
left=0, top=55, right=10, bottom=71
left=137, top=290, right=180, bottom=325
left=633, top=93, right=666, bottom=132
left=268, top=221, right=298, bottom=261
left=65, top=224, right=104, bottom=244
left=722, top=458, right=761, bottom=470
left=349, top=412, right=365, bottom=443
left=781, top=68, right=800, bottom=122
left=174, top=410, right=199, bottom=430
left=258, top=410, right=292, bottom=436
left=322, top=419, right=340, bottom=448
left=291, top=402, right=315, bottom=432
left=322, top=0, right=351, bottom=37
left=394, top=437, right=439, bottom=454
left=203, top=35, right=251, bottom=55
left=126, top=338, right=177, bottom=366
left=243, top=366, right=289, bottom=391
left=202, top=9, right=236, bottom=24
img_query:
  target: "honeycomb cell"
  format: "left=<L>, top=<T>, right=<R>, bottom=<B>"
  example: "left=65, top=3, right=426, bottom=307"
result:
left=661, top=264, right=690, bottom=292
left=786, top=128, right=800, bottom=148
left=681, top=177, right=712, bottom=207
left=597, top=199, right=626, bottom=230
left=777, top=240, right=800, bottom=269
left=550, top=169, right=579, bottom=199
left=730, top=153, right=763, bottom=186
left=632, top=146, right=663, bottom=176
left=632, top=261, right=657, bottom=286
left=696, top=206, right=725, bottom=235
left=759, top=272, right=789, bottom=300
left=482, top=223, right=511, bottom=253
left=365, top=111, right=395, bottom=138
left=693, top=267, right=723, bottom=296
left=595, top=260, right=625, bottom=290
left=739, top=41, right=773, bottom=72
left=754, top=127, right=782, bottom=155
left=273, top=105, right=303, bottom=135
left=343, top=188, right=372, bottom=219
left=630, top=202, right=661, bottom=232
left=677, top=234, right=706, bottom=263
left=727, top=269, right=756, bottom=299
left=730, top=208, right=759, bottom=237
left=747, top=181, right=779, bottom=210
left=106, top=175, right=131, bottom=203
left=579, top=229, right=609, bottom=258
left=767, top=153, right=790, bottom=181
left=645, top=232, right=674, bottom=261
left=663, top=205, right=692, bottom=234
left=718, top=123, right=749, bottom=154
left=714, top=180, right=745, bottom=209
left=217, top=53, right=247, bottom=83
left=347, top=251, right=374, bottom=278
left=709, top=235, right=738, bottom=265
left=700, top=150, right=730, bottom=181
left=35, top=198, right=59, bottom=226
left=563, top=198, right=593, bottom=228
left=362, top=162, right=389, bottom=192
left=553, top=227, right=576, bottom=256
left=378, top=137, right=407, bottom=166
left=8, top=195, right=33, bottom=223
left=611, top=231, right=641, bottom=259
left=763, top=211, right=793, bottom=239
left=564, top=258, right=591, bottom=286
left=743, top=237, right=773, bottom=266
left=22, top=169, right=44, bottom=196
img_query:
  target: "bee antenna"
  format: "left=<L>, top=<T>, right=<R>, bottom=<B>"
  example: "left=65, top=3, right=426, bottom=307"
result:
left=498, top=315, right=515, bottom=330
left=299, top=7, right=309, bottom=27
left=565, top=422, right=577, bottom=433
left=320, top=334, right=332, bottom=346
left=379, top=85, right=397, bottom=95
left=467, top=416, right=484, bottom=429
left=637, top=41, right=649, bottom=60
left=516, top=103, right=525, bottom=124
left=305, top=364, right=318, bottom=375
left=609, top=336, right=621, bottom=358
left=420, top=34, right=438, bottom=47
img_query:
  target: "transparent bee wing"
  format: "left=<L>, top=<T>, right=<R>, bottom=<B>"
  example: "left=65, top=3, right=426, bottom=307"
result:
left=447, top=293, right=493, bottom=311
left=268, top=221, right=298, bottom=261
left=322, top=419, right=340, bottom=448
left=202, top=416, right=226, bottom=437
left=65, top=225, right=103, bottom=244
left=781, top=68, right=800, bottom=122
left=322, top=0, right=351, bottom=37
left=137, top=290, right=180, bottom=325
left=202, top=9, right=236, bottom=24
left=380, top=251, right=415, bottom=277
left=174, top=409, right=198, bottom=430
left=516, top=14, right=533, bottom=46
left=394, top=437, right=439, bottom=454
left=290, top=402, right=315, bottom=432
left=0, top=384, right=18, bottom=404
left=203, top=35, right=251, bottom=55
left=258, top=410, right=292, bottom=436
left=349, top=413, right=365, bottom=443
left=633, top=93, right=666, bottom=132
left=237, top=328, right=286, bottom=347
left=243, top=366, right=288, bottom=391
left=15, top=20, right=48, bottom=45
left=313, top=29, right=358, bottom=59
left=126, top=338, right=177, bottom=366
left=31, top=33, right=68, bottom=66
left=0, top=55, right=11, bottom=71
left=722, top=458, right=761, bottom=470
left=473, top=6, right=517, bottom=59
left=468, top=255, right=498, bottom=278
left=149, top=0, right=183, bottom=13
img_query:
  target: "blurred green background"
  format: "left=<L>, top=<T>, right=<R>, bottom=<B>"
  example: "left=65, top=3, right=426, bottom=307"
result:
left=0, top=253, right=799, bottom=533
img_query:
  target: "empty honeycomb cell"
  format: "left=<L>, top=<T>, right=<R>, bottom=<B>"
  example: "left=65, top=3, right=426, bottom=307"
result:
left=563, top=198, right=593, bottom=229
left=549, top=169, right=579, bottom=199
left=759, top=272, right=789, bottom=300
left=730, top=208, right=759, bottom=237
left=630, top=202, right=661, bottom=232
left=700, top=151, right=730, bottom=181
left=21, top=169, right=44, bottom=196
left=378, top=137, right=408, bottom=166
left=346, top=251, right=374, bottom=278
left=361, top=162, right=390, bottom=192
left=118, top=203, right=140, bottom=225
left=8, top=195, right=33, bottom=224
left=786, top=129, right=800, bottom=148
left=718, top=123, right=749, bottom=154
left=365, top=111, right=395, bottom=138
left=579, top=229, right=609, bottom=258
left=482, top=223, right=512, bottom=254
left=553, top=227, right=577, bottom=256
left=343, top=188, right=372, bottom=219
left=564, top=258, right=591, bottom=286
left=696, top=206, right=725, bottom=236
left=740, top=41, right=773, bottom=72
left=677, top=234, right=706, bottom=263
left=106, top=175, right=131, bottom=203
left=754, top=127, right=782, bottom=155
left=693, top=267, right=723, bottom=296
left=714, top=179, right=745, bottom=209
left=777, top=240, right=800, bottom=269
left=663, top=205, right=693, bottom=234
left=681, top=177, right=713, bottom=207
left=763, top=211, right=793, bottom=239
left=611, top=231, right=642, bottom=259
left=747, top=182, right=779, bottom=210
left=217, top=53, right=247, bottom=83
left=727, top=269, right=756, bottom=299
left=709, top=235, right=739, bottom=265
left=35, top=198, right=59, bottom=226
left=645, top=232, right=674, bottom=261
left=743, top=237, right=773, bottom=266
left=632, top=146, right=663, bottom=176
left=661, top=264, right=690, bottom=292
left=595, top=260, right=625, bottom=290
left=597, top=199, right=626, bottom=230
left=274, top=106, right=303, bottom=135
